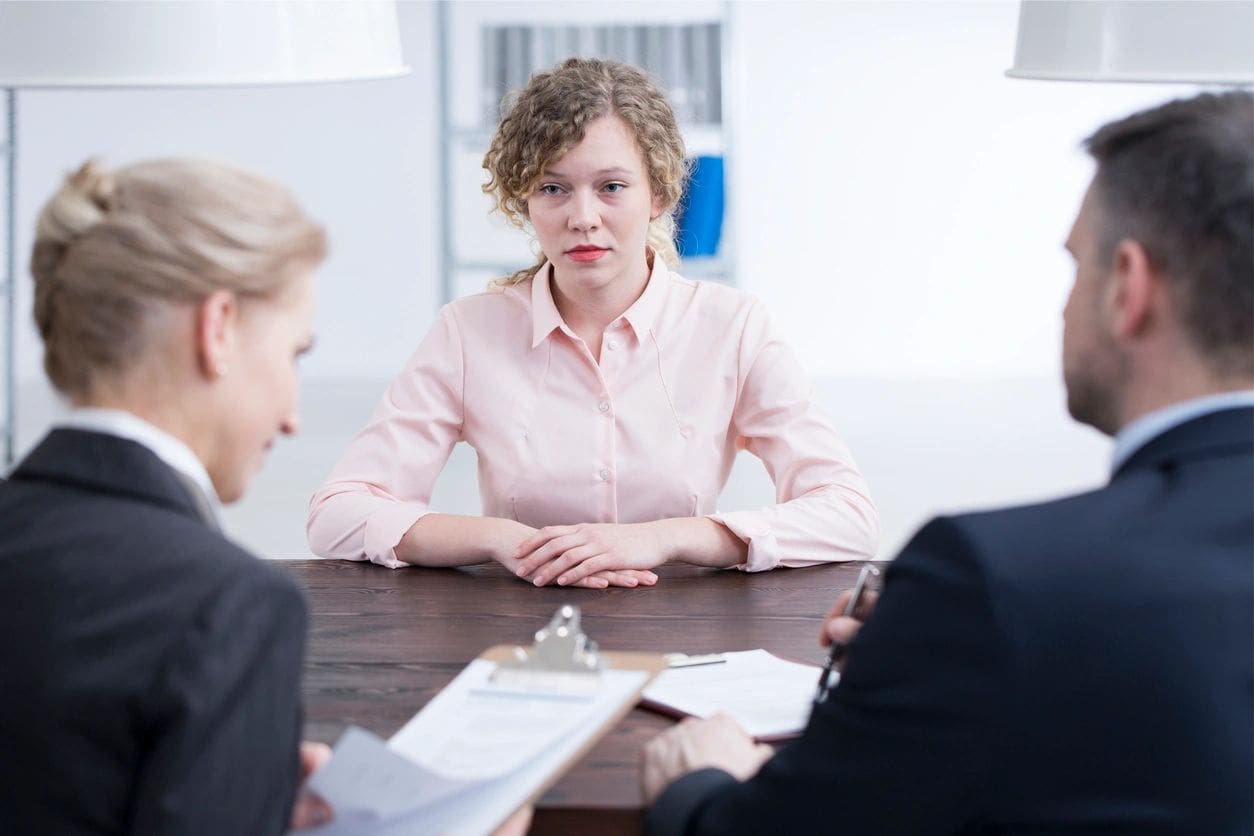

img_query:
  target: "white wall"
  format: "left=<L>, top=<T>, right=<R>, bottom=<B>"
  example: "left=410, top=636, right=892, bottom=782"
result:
left=12, top=1, right=440, bottom=385
left=5, top=1, right=1208, bottom=559
left=727, top=0, right=1195, bottom=379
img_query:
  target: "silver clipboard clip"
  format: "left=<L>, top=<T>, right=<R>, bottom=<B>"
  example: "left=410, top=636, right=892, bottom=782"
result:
left=491, top=605, right=604, bottom=694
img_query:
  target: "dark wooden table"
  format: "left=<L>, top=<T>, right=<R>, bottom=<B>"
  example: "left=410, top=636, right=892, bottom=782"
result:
left=281, top=559, right=872, bottom=834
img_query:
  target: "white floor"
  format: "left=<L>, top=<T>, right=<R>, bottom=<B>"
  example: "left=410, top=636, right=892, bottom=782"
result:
left=10, top=375, right=1110, bottom=562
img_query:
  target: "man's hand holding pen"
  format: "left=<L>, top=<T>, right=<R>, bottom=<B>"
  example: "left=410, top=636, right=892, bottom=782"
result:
left=813, top=564, right=880, bottom=704
left=642, top=565, right=885, bottom=801
left=819, top=585, right=880, bottom=658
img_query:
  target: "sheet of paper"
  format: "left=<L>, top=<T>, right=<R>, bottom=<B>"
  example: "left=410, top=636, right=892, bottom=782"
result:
left=307, top=726, right=474, bottom=818
left=643, top=649, right=823, bottom=739
left=389, top=659, right=593, bottom=780
left=304, top=660, right=649, bottom=836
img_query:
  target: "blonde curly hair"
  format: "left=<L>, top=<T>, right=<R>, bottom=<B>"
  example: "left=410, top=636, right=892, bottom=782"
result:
left=483, top=57, right=689, bottom=286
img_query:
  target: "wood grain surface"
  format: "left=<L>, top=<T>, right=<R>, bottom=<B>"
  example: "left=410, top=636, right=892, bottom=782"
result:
left=281, top=559, right=875, bottom=834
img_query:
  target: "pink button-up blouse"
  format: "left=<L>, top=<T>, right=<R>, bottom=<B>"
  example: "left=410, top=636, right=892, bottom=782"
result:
left=307, top=259, right=879, bottom=570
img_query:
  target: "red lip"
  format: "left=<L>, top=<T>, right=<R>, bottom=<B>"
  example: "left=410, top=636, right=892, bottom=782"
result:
left=566, top=246, right=608, bottom=263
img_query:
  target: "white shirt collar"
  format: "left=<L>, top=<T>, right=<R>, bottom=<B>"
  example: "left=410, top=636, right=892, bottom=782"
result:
left=1111, top=390, right=1254, bottom=475
left=56, top=407, right=222, bottom=523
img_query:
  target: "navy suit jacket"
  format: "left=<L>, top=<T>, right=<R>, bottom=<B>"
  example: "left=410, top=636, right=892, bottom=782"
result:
left=0, top=429, right=307, bottom=835
left=649, top=407, right=1254, bottom=835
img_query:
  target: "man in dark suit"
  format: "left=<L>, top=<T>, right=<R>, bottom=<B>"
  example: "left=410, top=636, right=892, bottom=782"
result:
left=642, top=91, right=1253, bottom=835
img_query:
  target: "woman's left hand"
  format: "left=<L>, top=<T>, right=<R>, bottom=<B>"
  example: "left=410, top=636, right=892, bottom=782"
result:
left=513, top=522, right=668, bottom=587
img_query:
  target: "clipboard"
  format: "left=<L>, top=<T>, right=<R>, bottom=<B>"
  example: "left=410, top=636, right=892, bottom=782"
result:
left=306, top=606, right=664, bottom=836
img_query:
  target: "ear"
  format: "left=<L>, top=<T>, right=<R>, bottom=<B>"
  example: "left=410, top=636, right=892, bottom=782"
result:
left=650, top=192, right=665, bottom=221
left=194, top=290, right=238, bottom=381
left=1104, top=239, right=1156, bottom=341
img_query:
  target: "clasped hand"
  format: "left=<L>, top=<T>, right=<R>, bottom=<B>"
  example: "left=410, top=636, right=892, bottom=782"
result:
left=512, top=522, right=665, bottom=588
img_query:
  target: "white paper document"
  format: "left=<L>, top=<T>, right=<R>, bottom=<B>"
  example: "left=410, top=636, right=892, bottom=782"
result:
left=642, top=649, right=823, bottom=740
left=305, top=659, right=648, bottom=836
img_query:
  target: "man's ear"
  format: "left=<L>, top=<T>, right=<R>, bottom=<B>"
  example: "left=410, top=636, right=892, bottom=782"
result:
left=195, top=290, right=238, bottom=380
left=1105, top=239, right=1156, bottom=341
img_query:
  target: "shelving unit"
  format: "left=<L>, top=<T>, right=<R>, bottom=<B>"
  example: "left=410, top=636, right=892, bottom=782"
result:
left=436, top=0, right=733, bottom=304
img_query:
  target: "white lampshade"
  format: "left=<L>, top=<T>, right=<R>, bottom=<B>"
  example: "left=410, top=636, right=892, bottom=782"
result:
left=1008, top=0, right=1254, bottom=84
left=0, top=0, right=409, bottom=87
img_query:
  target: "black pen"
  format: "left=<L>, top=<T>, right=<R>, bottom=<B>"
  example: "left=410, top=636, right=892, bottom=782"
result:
left=814, top=563, right=879, bottom=704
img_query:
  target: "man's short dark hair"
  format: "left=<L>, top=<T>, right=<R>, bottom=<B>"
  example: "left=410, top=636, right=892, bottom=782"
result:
left=1085, top=90, right=1253, bottom=376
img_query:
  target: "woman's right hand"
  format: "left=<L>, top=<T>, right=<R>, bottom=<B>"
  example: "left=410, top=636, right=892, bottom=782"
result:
left=494, top=521, right=657, bottom=589
left=395, top=514, right=657, bottom=587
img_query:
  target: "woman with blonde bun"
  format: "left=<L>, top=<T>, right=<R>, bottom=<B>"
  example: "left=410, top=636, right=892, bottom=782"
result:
left=310, top=57, right=878, bottom=587
left=0, top=159, right=334, bottom=833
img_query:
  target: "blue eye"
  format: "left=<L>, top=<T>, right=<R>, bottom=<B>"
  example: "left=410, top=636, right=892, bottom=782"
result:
left=538, top=184, right=563, bottom=196
left=604, top=182, right=625, bottom=193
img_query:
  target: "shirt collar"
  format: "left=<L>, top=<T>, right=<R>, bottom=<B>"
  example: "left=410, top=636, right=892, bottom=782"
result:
left=529, top=252, right=673, bottom=348
left=530, top=263, right=575, bottom=348
left=1110, top=390, right=1254, bottom=475
left=619, top=254, right=671, bottom=341
left=56, top=407, right=222, bottom=523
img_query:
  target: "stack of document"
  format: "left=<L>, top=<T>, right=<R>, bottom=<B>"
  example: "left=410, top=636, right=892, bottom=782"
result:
left=642, top=649, right=823, bottom=741
left=306, top=659, right=649, bottom=835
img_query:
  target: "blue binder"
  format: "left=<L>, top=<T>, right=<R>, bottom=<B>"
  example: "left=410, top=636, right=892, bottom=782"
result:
left=675, top=155, right=724, bottom=258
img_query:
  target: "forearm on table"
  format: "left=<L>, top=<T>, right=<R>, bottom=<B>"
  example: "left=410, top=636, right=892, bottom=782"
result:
left=655, top=517, right=748, bottom=569
left=395, top=513, right=533, bottom=568
left=774, top=486, right=881, bottom=563
left=706, top=483, right=880, bottom=571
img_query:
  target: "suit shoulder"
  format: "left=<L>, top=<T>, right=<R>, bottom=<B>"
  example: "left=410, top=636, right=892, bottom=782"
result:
left=913, top=479, right=1206, bottom=597
left=182, top=532, right=304, bottom=608
left=62, top=489, right=301, bottom=613
left=942, top=487, right=1110, bottom=543
left=916, top=487, right=1108, bottom=568
left=150, top=531, right=307, bottom=652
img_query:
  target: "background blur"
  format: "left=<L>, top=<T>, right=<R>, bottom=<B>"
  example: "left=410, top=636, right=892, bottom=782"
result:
left=8, top=1, right=1198, bottom=560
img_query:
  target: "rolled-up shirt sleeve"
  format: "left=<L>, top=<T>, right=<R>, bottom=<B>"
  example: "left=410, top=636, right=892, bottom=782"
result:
left=708, top=302, right=879, bottom=570
left=306, top=308, right=465, bottom=568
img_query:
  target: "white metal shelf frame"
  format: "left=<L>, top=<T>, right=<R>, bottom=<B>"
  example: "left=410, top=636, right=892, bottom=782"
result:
left=2, top=90, right=16, bottom=468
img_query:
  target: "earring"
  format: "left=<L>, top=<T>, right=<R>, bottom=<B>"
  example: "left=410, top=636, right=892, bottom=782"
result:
left=214, top=362, right=229, bottom=378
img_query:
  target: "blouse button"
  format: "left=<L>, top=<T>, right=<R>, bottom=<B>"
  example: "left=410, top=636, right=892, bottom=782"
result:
left=606, top=339, right=619, bottom=351
left=598, top=400, right=611, bottom=413
left=598, top=468, right=612, bottom=481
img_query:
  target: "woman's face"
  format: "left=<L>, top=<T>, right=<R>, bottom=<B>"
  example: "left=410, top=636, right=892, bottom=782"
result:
left=207, top=271, right=316, bottom=503
left=527, top=115, right=663, bottom=297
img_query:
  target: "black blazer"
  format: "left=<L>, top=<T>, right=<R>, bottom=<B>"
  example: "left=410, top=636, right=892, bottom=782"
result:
left=0, top=429, right=307, bottom=835
left=649, top=407, right=1254, bottom=836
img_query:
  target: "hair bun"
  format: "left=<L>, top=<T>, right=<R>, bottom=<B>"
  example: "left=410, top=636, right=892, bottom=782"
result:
left=70, top=159, right=117, bottom=212
left=31, top=159, right=116, bottom=283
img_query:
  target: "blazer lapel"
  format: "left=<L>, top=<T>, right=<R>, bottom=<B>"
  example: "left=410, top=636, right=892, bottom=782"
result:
left=10, top=429, right=215, bottom=529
